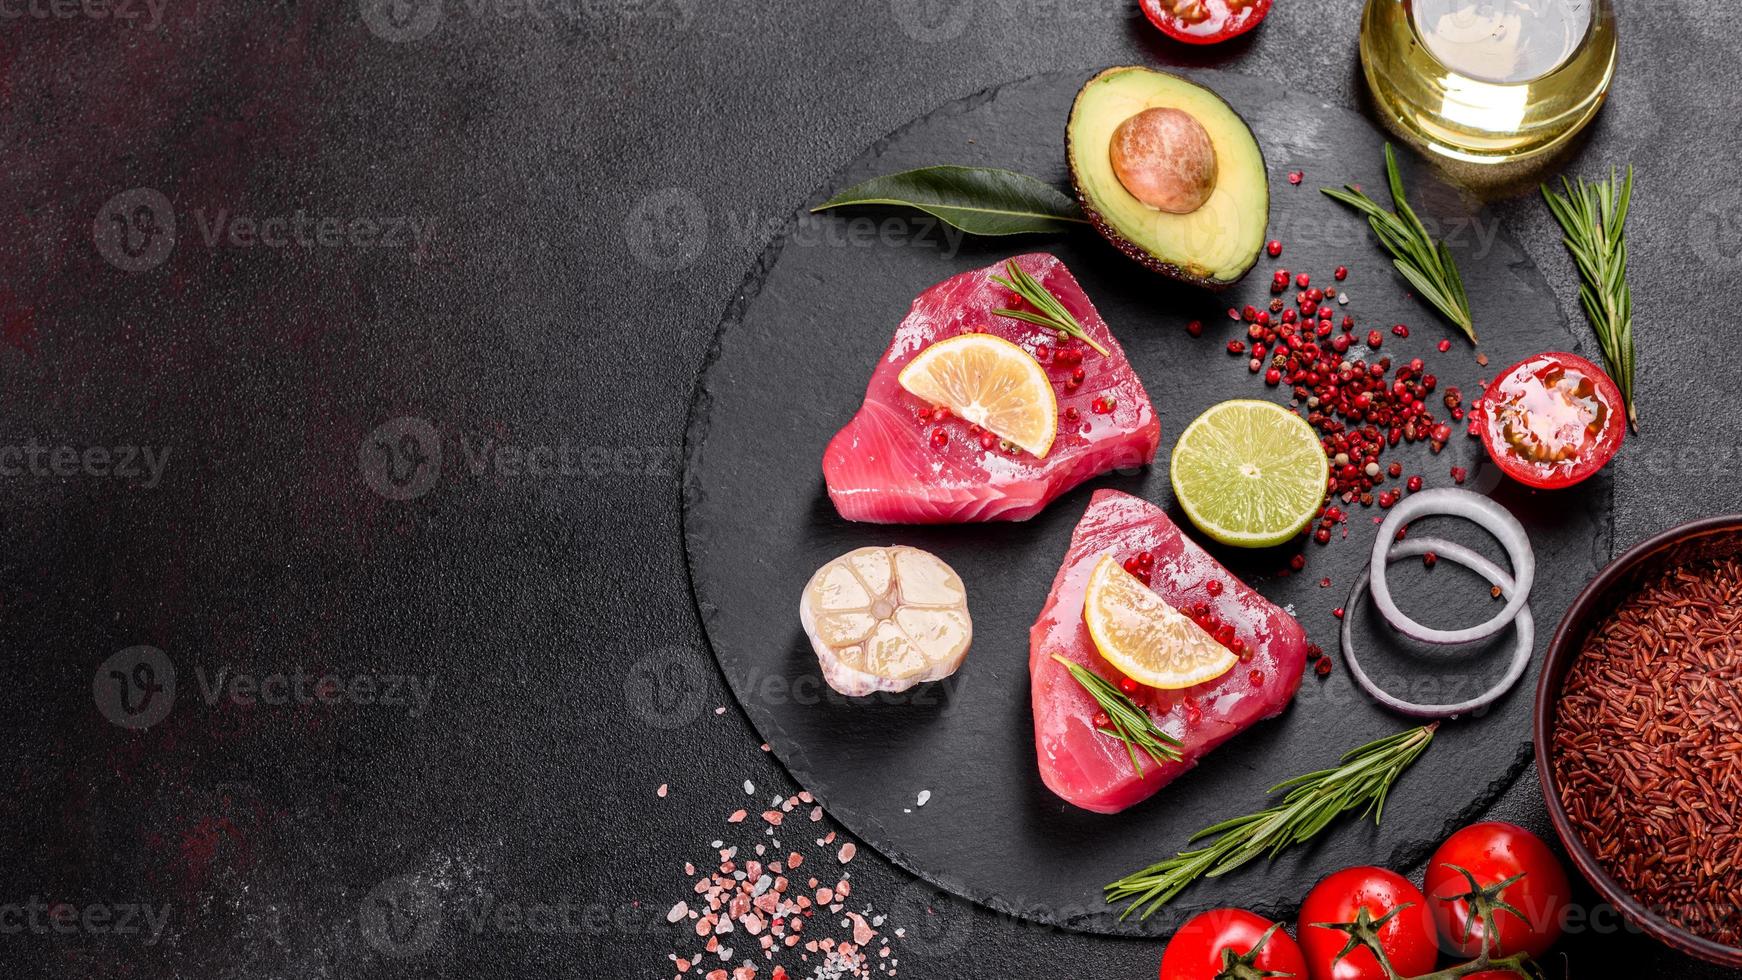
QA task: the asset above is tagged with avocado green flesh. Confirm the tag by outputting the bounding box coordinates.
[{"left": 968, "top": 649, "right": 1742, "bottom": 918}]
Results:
[{"left": 1068, "top": 67, "right": 1269, "bottom": 287}]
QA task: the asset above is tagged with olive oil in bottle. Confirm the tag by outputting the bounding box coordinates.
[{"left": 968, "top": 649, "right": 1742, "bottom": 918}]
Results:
[{"left": 1360, "top": 0, "right": 1616, "bottom": 164}]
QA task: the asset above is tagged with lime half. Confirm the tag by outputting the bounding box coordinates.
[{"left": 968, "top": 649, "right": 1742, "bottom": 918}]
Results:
[{"left": 1170, "top": 399, "right": 1327, "bottom": 548}]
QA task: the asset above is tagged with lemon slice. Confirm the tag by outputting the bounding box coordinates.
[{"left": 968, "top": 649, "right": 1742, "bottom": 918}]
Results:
[
  {"left": 800, "top": 545, "right": 972, "bottom": 697},
  {"left": 1083, "top": 554, "right": 1236, "bottom": 690},
  {"left": 1170, "top": 399, "right": 1328, "bottom": 548},
  {"left": 898, "top": 334, "right": 1057, "bottom": 458}
]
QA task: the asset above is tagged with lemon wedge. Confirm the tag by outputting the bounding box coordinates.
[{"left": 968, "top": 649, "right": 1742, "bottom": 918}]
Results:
[
  {"left": 898, "top": 334, "right": 1057, "bottom": 458},
  {"left": 1083, "top": 553, "right": 1236, "bottom": 690}
]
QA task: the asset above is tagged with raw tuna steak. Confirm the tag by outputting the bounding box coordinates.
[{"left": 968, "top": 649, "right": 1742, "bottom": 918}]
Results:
[
  {"left": 823, "top": 253, "right": 1159, "bottom": 524},
  {"left": 1030, "top": 489, "right": 1308, "bottom": 814}
]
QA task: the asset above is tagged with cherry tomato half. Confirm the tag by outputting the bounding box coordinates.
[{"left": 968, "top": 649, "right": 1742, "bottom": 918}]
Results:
[
  {"left": 1160, "top": 908, "right": 1307, "bottom": 980},
  {"left": 1425, "top": 821, "right": 1571, "bottom": 960},
  {"left": 1139, "top": 0, "right": 1273, "bottom": 44},
  {"left": 1476, "top": 351, "right": 1625, "bottom": 489},
  {"left": 1298, "top": 866, "right": 1438, "bottom": 980}
]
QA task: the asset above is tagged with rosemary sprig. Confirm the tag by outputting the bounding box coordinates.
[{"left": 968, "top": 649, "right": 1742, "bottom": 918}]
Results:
[
  {"left": 1049, "top": 654, "right": 1181, "bottom": 775},
  {"left": 1323, "top": 145, "right": 1476, "bottom": 343},
  {"left": 992, "top": 259, "right": 1110, "bottom": 356},
  {"left": 1542, "top": 166, "right": 1637, "bottom": 431},
  {"left": 1105, "top": 724, "right": 1437, "bottom": 919}
]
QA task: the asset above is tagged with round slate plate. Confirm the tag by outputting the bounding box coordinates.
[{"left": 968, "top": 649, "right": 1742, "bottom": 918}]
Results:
[{"left": 681, "top": 68, "right": 1612, "bottom": 937}]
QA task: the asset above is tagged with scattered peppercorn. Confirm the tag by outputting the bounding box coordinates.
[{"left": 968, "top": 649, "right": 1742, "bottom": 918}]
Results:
[{"left": 1181, "top": 265, "right": 1473, "bottom": 558}]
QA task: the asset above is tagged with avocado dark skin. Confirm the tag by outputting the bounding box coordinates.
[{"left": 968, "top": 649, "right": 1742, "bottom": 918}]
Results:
[
  {"left": 1066, "top": 67, "right": 1271, "bottom": 292},
  {"left": 1066, "top": 164, "right": 1240, "bottom": 291}
]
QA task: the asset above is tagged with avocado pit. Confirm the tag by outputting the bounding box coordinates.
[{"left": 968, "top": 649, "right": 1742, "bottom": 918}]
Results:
[{"left": 1108, "top": 107, "right": 1218, "bottom": 214}]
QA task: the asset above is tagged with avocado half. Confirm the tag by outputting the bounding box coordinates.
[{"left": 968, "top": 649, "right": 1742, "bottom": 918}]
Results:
[{"left": 1067, "top": 67, "right": 1270, "bottom": 290}]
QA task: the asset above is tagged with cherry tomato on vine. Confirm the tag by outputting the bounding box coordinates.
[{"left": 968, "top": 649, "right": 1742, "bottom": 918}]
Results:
[
  {"left": 1159, "top": 908, "right": 1307, "bottom": 980},
  {"left": 1298, "top": 867, "right": 1437, "bottom": 980},
  {"left": 1425, "top": 821, "right": 1571, "bottom": 959},
  {"left": 1476, "top": 351, "right": 1625, "bottom": 489},
  {"left": 1138, "top": 0, "right": 1273, "bottom": 45}
]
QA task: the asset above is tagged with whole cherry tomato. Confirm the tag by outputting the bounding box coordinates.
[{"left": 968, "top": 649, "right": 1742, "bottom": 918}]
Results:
[
  {"left": 1425, "top": 821, "right": 1571, "bottom": 959},
  {"left": 1138, "top": 0, "right": 1273, "bottom": 44},
  {"left": 1160, "top": 908, "right": 1307, "bottom": 980},
  {"left": 1476, "top": 351, "right": 1625, "bottom": 489},
  {"left": 1298, "top": 866, "right": 1438, "bottom": 980}
]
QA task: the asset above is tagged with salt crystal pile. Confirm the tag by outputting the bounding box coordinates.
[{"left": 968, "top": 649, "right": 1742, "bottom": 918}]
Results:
[{"left": 662, "top": 788, "right": 903, "bottom": 978}]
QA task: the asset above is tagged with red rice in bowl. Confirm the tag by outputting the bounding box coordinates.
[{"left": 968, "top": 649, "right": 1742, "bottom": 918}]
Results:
[{"left": 1550, "top": 554, "right": 1742, "bottom": 949}]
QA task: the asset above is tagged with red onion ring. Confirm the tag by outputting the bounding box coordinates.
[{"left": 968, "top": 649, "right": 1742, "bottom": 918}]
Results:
[
  {"left": 1368, "top": 489, "right": 1533, "bottom": 645},
  {"left": 1342, "top": 537, "right": 1534, "bottom": 719}
]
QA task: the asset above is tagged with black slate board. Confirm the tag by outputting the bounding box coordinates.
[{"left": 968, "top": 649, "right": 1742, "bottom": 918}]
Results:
[{"left": 681, "top": 69, "right": 1612, "bottom": 937}]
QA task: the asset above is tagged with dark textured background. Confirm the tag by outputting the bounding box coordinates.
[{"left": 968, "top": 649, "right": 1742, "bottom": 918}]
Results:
[{"left": 3, "top": 1, "right": 1739, "bottom": 977}]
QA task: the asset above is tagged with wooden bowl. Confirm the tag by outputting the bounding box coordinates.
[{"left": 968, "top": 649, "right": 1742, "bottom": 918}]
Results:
[{"left": 1534, "top": 514, "right": 1742, "bottom": 968}]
